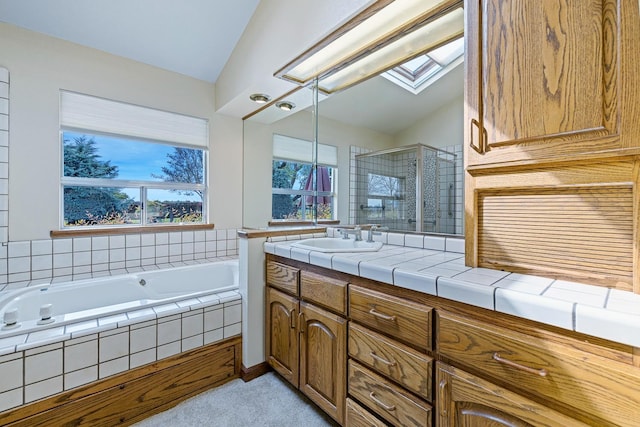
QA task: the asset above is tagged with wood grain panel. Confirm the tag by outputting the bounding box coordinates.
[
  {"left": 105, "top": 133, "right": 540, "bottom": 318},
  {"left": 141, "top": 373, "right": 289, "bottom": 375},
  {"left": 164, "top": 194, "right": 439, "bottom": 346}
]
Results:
[
  {"left": 349, "top": 322, "right": 432, "bottom": 400},
  {"left": 477, "top": 185, "right": 634, "bottom": 288},
  {"left": 346, "top": 398, "right": 387, "bottom": 427},
  {"left": 266, "top": 260, "right": 299, "bottom": 295},
  {"left": 349, "top": 285, "right": 433, "bottom": 352},
  {"left": 438, "top": 312, "right": 640, "bottom": 427},
  {"left": 266, "top": 287, "right": 299, "bottom": 387},
  {"left": 348, "top": 360, "right": 432, "bottom": 427},
  {"left": 301, "top": 270, "right": 348, "bottom": 315}
]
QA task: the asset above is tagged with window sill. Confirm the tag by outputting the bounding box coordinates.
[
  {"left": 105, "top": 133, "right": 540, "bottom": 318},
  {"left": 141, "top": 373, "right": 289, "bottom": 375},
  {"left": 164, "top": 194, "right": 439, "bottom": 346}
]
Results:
[
  {"left": 50, "top": 223, "right": 215, "bottom": 238},
  {"left": 267, "top": 220, "right": 340, "bottom": 227}
]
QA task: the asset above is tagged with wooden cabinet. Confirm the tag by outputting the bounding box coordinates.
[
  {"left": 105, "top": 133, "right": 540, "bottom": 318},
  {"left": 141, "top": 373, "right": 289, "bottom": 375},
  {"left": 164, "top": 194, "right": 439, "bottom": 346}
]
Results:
[
  {"left": 464, "top": 0, "right": 640, "bottom": 291},
  {"left": 436, "top": 362, "right": 588, "bottom": 427},
  {"left": 265, "top": 258, "right": 347, "bottom": 425}
]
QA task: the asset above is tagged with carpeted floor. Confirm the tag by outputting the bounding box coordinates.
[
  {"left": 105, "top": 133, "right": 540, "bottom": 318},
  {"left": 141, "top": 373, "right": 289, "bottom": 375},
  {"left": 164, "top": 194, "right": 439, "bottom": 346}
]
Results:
[{"left": 132, "top": 372, "right": 339, "bottom": 426}]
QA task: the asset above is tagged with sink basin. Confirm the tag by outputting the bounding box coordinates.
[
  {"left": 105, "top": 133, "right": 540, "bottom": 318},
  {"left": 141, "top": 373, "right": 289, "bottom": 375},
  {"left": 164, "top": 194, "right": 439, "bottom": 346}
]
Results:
[{"left": 291, "top": 237, "right": 382, "bottom": 253}]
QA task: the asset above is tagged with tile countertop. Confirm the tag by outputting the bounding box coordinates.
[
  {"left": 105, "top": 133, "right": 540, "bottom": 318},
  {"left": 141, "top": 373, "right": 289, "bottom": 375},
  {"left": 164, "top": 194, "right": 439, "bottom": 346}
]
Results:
[{"left": 264, "top": 229, "right": 640, "bottom": 348}]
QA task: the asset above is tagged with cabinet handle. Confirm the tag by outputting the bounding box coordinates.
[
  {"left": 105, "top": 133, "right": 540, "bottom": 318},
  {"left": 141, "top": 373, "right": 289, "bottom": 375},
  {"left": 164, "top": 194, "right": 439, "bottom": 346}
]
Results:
[
  {"left": 469, "top": 118, "right": 487, "bottom": 154},
  {"left": 370, "top": 351, "right": 396, "bottom": 367},
  {"left": 438, "top": 379, "right": 448, "bottom": 417},
  {"left": 368, "top": 308, "right": 396, "bottom": 322},
  {"left": 493, "top": 352, "right": 548, "bottom": 377},
  {"left": 298, "top": 312, "right": 305, "bottom": 334},
  {"left": 369, "top": 392, "right": 396, "bottom": 412},
  {"left": 289, "top": 309, "right": 296, "bottom": 329}
]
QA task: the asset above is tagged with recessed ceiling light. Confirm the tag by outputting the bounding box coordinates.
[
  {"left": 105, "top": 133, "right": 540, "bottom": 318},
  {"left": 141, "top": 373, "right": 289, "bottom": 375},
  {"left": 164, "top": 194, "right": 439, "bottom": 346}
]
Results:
[
  {"left": 249, "top": 93, "right": 271, "bottom": 103},
  {"left": 275, "top": 101, "right": 296, "bottom": 111}
]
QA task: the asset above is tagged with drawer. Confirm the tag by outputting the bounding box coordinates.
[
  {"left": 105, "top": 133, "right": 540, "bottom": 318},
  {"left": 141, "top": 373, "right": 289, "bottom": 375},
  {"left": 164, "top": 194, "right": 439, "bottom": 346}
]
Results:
[
  {"left": 346, "top": 398, "right": 387, "bottom": 427},
  {"left": 348, "top": 360, "right": 432, "bottom": 427},
  {"left": 349, "top": 285, "right": 432, "bottom": 351},
  {"left": 349, "top": 322, "right": 432, "bottom": 400},
  {"left": 301, "top": 270, "right": 347, "bottom": 315},
  {"left": 266, "top": 261, "right": 299, "bottom": 295},
  {"left": 438, "top": 311, "right": 640, "bottom": 427}
]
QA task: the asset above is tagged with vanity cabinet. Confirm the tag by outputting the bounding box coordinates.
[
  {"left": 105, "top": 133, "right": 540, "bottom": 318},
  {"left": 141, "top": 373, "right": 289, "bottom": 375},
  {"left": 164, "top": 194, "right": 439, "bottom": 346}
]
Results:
[
  {"left": 435, "top": 362, "right": 588, "bottom": 427},
  {"left": 463, "top": 0, "right": 640, "bottom": 290},
  {"left": 265, "top": 258, "right": 347, "bottom": 425}
]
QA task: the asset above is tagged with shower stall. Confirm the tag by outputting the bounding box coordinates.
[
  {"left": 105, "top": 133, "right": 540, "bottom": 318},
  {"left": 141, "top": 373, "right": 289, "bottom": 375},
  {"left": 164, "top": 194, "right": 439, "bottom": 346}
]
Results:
[{"left": 354, "top": 144, "right": 460, "bottom": 234}]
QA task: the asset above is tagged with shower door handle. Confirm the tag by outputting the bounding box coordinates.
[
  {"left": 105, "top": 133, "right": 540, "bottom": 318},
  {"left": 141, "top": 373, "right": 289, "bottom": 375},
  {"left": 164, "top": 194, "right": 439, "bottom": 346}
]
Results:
[{"left": 448, "top": 183, "right": 453, "bottom": 217}]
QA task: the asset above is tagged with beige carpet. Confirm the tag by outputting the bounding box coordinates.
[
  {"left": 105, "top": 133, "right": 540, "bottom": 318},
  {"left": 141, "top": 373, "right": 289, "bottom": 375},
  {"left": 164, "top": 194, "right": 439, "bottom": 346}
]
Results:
[{"left": 132, "top": 372, "right": 339, "bottom": 426}]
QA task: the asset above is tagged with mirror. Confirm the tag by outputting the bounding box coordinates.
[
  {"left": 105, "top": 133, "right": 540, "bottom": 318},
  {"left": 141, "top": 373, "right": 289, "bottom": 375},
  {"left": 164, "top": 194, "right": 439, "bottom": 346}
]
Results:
[{"left": 243, "top": 42, "right": 464, "bottom": 235}]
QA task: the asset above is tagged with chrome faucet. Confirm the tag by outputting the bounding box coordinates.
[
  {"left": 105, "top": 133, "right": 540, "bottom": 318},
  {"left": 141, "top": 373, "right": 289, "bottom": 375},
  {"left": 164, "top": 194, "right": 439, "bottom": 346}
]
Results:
[
  {"left": 340, "top": 226, "right": 362, "bottom": 241},
  {"left": 367, "top": 225, "right": 388, "bottom": 242}
]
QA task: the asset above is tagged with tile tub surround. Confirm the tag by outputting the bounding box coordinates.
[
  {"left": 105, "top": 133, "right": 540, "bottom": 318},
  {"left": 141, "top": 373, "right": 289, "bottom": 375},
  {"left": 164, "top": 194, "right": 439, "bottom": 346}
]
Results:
[
  {"left": 264, "top": 230, "right": 640, "bottom": 349},
  {"left": 0, "top": 287, "right": 242, "bottom": 412},
  {"left": 0, "top": 228, "right": 239, "bottom": 291}
]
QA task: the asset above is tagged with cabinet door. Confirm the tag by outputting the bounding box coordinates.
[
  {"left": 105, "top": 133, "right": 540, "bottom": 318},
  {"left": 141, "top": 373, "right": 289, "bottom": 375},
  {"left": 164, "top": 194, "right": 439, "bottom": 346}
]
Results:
[
  {"left": 465, "top": 0, "right": 639, "bottom": 167},
  {"left": 299, "top": 301, "right": 347, "bottom": 425},
  {"left": 436, "top": 362, "right": 589, "bottom": 427},
  {"left": 266, "top": 287, "right": 299, "bottom": 387}
]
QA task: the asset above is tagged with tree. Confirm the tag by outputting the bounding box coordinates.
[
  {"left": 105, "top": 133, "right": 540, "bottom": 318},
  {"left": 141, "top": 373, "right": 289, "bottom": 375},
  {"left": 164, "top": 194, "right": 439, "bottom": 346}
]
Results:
[
  {"left": 63, "top": 136, "right": 134, "bottom": 224},
  {"left": 272, "top": 161, "right": 308, "bottom": 219},
  {"left": 152, "top": 147, "right": 204, "bottom": 199}
]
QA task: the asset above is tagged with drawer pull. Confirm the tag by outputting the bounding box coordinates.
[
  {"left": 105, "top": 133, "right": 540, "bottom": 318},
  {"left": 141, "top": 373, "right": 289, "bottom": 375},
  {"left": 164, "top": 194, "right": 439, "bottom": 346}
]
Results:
[
  {"left": 289, "top": 309, "right": 296, "bottom": 329},
  {"left": 493, "top": 352, "right": 548, "bottom": 377},
  {"left": 369, "top": 308, "right": 396, "bottom": 322},
  {"left": 370, "top": 351, "right": 397, "bottom": 367},
  {"left": 369, "top": 392, "right": 396, "bottom": 412}
]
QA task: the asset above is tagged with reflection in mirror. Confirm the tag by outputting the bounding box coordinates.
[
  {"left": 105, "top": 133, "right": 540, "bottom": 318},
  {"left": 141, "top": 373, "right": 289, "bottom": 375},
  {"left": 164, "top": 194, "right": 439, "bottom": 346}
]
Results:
[{"left": 243, "top": 38, "right": 464, "bottom": 236}]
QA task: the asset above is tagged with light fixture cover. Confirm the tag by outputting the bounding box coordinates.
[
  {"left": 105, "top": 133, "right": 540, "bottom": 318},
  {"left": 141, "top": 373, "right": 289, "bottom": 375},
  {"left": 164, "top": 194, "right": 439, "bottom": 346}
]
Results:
[{"left": 249, "top": 93, "right": 271, "bottom": 103}]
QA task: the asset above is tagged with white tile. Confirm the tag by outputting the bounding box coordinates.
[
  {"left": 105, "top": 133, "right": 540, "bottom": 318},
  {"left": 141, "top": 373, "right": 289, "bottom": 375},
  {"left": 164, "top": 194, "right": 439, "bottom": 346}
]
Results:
[
  {"left": 492, "top": 278, "right": 549, "bottom": 295},
  {"left": 404, "top": 234, "right": 424, "bottom": 248},
  {"left": 331, "top": 256, "right": 359, "bottom": 275},
  {"left": 99, "top": 332, "right": 129, "bottom": 362},
  {"left": 386, "top": 233, "right": 405, "bottom": 246},
  {"left": 130, "top": 325, "right": 156, "bottom": 353},
  {"left": 224, "top": 304, "right": 241, "bottom": 326},
  {"left": 125, "top": 234, "right": 141, "bottom": 247},
  {"left": 204, "top": 328, "right": 224, "bottom": 345},
  {"left": 92, "top": 249, "right": 109, "bottom": 265},
  {"left": 73, "top": 251, "right": 91, "bottom": 267},
  {"left": 0, "top": 334, "right": 27, "bottom": 353},
  {"left": 393, "top": 270, "right": 437, "bottom": 295},
  {"left": 141, "top": 234, "right": 155, "bottom": 247},
  {"left": 308, "top": 251, "right": 333, "bottom": 269},
  {"left": 53, "top": 239, "right": 73, "bottom": 254},
  {"left": 182, "top": 312, "right": 204, "bottom": 337},
  {"left": 359, "top": 262, "right": 394, "bottom": 284},
  {"left": 98, "top": 313, "right": 128, "bottom": 327},
  {"left": 424, "top": 236, "right": 446, "bottom": 251},
  {"left": 73, "top": 237, "right": 91, "bottom": 252},
  {"left": 0, "top": 357, "right": 22, "bottom": 392},
  {"left": 290, "top": 247, "right": 310, "bottom": 263},
  {"left": 0, "top": 387, "right": 23, "bottom": 412},
  {"left": 170, "top": 232, "right": 182, "bottom": 244},
  {"left": 156, "top": 233, "right": 169, "bottom": 245},
  {"left": 204, "top": 307, "right": 223, "bottom": 331},
  {"left": 26, "top": 349, "right": 63, "bottom": 384},
  {"left": 543, "top": 287, "right": 606, "bottom": 308},
  {"left": 109, "top": 235, "right": 125, "bottom": 249},
  {"left": 273, "top": 244, "right": 291, "bottom": 258},
  {"left": 26, "top": 327, "right": 67, "bottom": 345},
  {"left": 65, "top": 365, "right": 97, "bottom": 390},
  {"left": 130, "top": 348, "right": 156, "bottom": 368},
  {"left": 65, "top": 339, "right": 97, "bottom": 372},
  {"left": 453, "top": 270, "right": 506, "bottom": 285},
  {"left": 157, "top": 341, "right": 180, "bottom": 360},
  {"left": 496, "top": 288, "right": 574, "bottom": 330},
  {"left": 224, "top": 323, "right": 241, "bottom": 338},
  {"left": 25, "top": 376, "right": 63, "bottom": 403},
  {"left": 8, "top": 241, "right": 30, "bottom": 258},
  {"left": 109, "top": 248, "right": 125, "bottom": 262},
  {"left": 126, "top": 247, "right": 141, "bottom": 261},
  {"left": 53, "top": 253, "right": 72, "bottom": 269},
  {"left": 444, "top": 237, "right": 465, "bottom": 254},
  {"left": 99, "top": 356, "right": 128, "bottom": 379},
  {"left": 575, "top": 305, "right": 640, "bottom": 347},
  {"left": 31, "top": 254, "right": 53, "bottom": 271},
  {"left": 607, "top": 289, "right": 640, "bottom": 314},
  {"left": 437, "top": 277, "right": 495, "bottom": 310},
  {"left": 8, "top": 256, "right": 30, "bottom": 274},
  {"left": 91, "top": 236, "right": 109, "bottom": 251},
  {"left": 182, "top": 334, "right": 203, "bottom": 351},
  {"left": 158, "top": 318, "right": 181, "bottom": 345}
]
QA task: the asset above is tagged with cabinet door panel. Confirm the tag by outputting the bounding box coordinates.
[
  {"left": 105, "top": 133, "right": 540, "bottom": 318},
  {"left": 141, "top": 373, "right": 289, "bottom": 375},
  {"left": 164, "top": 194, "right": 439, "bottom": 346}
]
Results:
[
  {"left": 266, "top": 287, "right": 299, "bottom": 387},
  {"left": 299, "top": 301, "right": 346, "bottom": 425},
  {"left": 465, "top": 0, "right": 635, "bottom": 166},
  {"left": 436, "top": 362, "right": 589, "bottom": 427}
]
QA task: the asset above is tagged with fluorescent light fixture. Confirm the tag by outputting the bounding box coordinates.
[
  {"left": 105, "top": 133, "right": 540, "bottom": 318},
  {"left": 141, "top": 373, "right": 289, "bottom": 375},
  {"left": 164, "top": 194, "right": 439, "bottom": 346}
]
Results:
[
  {"left": 319, "top": 7, "right": 463, "bottom": 93},
  {"left": 249, "top": 93, "right": 271, "bottom": 103},
  {"left": 276, "top": 0, "right": 463, "bottom": 92}
]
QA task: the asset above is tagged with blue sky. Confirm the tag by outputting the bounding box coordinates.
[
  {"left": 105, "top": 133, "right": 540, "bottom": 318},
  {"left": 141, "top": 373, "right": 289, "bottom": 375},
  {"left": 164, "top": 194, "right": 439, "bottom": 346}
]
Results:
[{"left": 63, "top": 131, "right": 173, "bottom": 181}]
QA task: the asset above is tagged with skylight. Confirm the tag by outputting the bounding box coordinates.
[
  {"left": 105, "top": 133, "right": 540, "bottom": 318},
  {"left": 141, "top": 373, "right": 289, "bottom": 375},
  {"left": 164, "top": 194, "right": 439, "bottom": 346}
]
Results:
[{"left": 382, "top": 37, "right": 464, "bottom": 94}]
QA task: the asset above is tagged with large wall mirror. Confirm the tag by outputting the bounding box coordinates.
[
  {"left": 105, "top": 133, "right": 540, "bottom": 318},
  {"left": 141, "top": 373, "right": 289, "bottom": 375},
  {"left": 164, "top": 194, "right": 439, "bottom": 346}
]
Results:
[{"left": 243, "top": 6, "right": 464, "bottom": 236}]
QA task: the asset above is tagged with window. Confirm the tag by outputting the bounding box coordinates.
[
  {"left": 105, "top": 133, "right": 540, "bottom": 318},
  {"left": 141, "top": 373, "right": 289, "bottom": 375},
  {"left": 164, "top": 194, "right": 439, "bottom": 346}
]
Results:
[
  {"left": 363, "top": 173, "right": 404, "bottom": 220},
  {"left": 60, "top": 91, "right": 208, "bottom": 228},
  {"left": 271, "top": 135, "right": 337, "bottom": 220}
]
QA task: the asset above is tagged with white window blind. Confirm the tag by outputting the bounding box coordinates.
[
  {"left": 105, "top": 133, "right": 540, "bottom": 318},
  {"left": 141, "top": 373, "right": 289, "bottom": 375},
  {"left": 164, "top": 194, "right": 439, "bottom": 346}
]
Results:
[
  {"left": 272, "top": 134, "right": 337, "bottom": 166},
  {"left": 60, "top": 91, "right": 209, "bottom": 147}
]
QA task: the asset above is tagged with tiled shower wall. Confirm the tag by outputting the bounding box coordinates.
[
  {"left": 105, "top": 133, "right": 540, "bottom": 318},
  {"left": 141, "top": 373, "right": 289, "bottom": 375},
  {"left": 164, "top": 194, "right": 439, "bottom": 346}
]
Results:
[{"left": 0, "top": 66, "right": 239, "bottom": 292}]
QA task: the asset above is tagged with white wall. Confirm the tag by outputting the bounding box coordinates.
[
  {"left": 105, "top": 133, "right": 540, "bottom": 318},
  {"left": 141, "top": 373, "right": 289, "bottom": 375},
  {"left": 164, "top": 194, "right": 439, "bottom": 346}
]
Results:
[
  {"left": 0, "top": 23, "right": 243, "bottom": 242},
  {"left": 243, "top": 110, "right": 393, "bottom": 227},
  {"left": 394, "top": 95, "right": 464, "bottom": 149}
]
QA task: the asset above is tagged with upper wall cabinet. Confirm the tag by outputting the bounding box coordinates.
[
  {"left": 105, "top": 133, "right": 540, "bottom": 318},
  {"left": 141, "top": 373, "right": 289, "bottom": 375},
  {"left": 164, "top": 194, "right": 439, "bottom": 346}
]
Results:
[{"left": 465, "top": 0, "right": 640, "bottom": 169}]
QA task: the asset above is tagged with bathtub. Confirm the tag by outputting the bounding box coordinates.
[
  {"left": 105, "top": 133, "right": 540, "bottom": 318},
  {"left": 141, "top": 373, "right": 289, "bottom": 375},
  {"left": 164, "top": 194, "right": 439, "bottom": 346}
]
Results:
[{"left": 0, "top": 259, "right": 239, "bottom": 339}]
